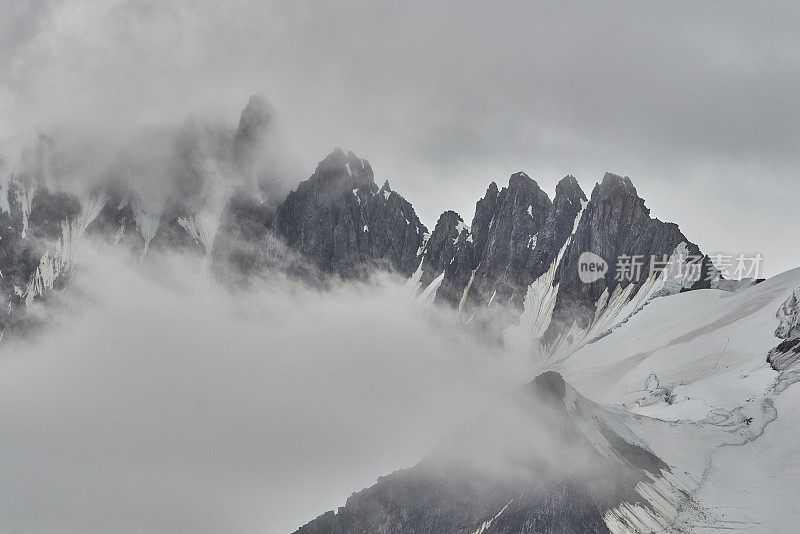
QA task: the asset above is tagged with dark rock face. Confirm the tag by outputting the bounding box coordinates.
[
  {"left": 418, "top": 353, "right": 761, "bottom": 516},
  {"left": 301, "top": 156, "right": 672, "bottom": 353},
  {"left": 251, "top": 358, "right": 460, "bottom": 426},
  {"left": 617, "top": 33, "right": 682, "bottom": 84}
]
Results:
[
  {"left": 523, "top": 175, "right": 586, "bottom": 288},
  {"left": 461, "top": 175, "right": 586, "bottom": 337},
  {"left": 414, "top": 173, "right": 586, "bottom": 342},
  {"left": 292, "top": 372, "right": 674, "bottom": 534},
  {"left": 0, "top": 181, "right": 83, "bottom": 333},
  {"left": 460, "top": 173, "right": 553, "bottom": 314},
  {"left": 415, "top": 171, "right": 714, "bottom": 351},
  {"left": 416, "top": 174, "right": 584, "bottom": 323},
  {"left": 416, "top": 210, "right": 472, "bottom": 304},
  {"left": 768, "top": 289, "right": 800, "bottom": 371},
  {"left": 275, "top": 149, "right": 427, "bottom": 279},
  {"left": 543, "top": 173, "right": 714, "bottom": 345},
  {"left": 471, "top": 181, "right": 499, "bottom": 263}
]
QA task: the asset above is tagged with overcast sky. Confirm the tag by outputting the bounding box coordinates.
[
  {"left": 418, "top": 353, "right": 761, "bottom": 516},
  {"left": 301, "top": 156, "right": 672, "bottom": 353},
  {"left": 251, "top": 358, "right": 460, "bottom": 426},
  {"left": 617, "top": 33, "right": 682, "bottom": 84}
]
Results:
[{"left": 1, "top": 0, "right": 798, "bottom": 275}]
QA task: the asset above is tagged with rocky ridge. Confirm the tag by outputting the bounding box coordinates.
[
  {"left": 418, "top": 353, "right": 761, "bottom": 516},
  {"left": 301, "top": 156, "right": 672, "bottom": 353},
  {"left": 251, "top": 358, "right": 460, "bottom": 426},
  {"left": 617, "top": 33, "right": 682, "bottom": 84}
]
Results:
[
  {"left": 768, "top": 288, "right": 800, "bottom": 371},
  {"left": 1, "top": 97, "right": 718, "bottom": 354}
]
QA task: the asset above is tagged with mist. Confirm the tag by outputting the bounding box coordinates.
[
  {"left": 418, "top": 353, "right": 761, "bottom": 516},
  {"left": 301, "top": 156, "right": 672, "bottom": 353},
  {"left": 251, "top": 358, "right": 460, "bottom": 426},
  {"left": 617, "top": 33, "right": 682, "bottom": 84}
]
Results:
[
  {"left": 0, "top": 2, "right": 798, "bottom": 532},
  {"left": 0, "top": 244, "right": 526, "bottom": 534}
]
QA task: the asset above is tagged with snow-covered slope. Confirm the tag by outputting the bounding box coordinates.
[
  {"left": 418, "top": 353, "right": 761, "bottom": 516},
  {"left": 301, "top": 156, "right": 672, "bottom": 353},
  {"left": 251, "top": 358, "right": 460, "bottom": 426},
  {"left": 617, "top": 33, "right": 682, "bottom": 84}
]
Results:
[
  {"left": 548, "top": 267, "right": 800, "bottom": 532},
  {"left": 555, "top": 268, "right": 800, "bottom": 419}
]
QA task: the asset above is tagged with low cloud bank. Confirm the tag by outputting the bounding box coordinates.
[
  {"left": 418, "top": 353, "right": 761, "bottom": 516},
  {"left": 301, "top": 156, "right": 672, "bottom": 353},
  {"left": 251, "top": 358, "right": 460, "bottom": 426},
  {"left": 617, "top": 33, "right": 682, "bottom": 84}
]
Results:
[{"left": 0, "top": 246, "right": 522, "bottom": 534}]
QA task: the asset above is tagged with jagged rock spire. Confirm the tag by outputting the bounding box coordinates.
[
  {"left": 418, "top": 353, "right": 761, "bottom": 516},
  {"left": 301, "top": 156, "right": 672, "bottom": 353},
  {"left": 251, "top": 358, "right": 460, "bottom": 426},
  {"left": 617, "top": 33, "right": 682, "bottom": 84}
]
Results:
[
  {"left": 235, "top": 94, "right": 274, "bottom": 151},
  {"left": 542, "top": 172, "right": 714, "bottom": 347},
  {"left": 274, "top": 149, "right": 425, "bottom": 278}
]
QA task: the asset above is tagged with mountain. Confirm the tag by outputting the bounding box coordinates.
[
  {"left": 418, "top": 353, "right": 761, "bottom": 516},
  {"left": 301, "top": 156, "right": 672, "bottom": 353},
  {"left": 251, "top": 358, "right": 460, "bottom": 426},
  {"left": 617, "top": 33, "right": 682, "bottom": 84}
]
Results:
[
  {"left": 0, "top": 93, "right": 723, "bottom": 351},
  {"left": 0, "top": 106, "right": 724, "bottom": 353},
  {"left": 292, "top": 372, "right": 694, "bottom": 534}
]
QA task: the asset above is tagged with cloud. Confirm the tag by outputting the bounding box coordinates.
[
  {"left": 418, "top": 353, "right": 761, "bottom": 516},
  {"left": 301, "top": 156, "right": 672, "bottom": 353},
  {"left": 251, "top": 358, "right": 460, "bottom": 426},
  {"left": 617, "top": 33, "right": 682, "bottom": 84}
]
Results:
[{"left": 0, "top": 246, "right": 522, "bottom": 533}]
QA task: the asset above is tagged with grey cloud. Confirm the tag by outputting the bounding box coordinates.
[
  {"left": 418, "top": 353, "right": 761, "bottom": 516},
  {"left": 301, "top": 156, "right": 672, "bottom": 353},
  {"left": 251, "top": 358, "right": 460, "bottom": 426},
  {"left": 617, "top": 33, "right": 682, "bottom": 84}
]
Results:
[{"left": 0, "top": 247, "right": 521, "bottom": 534}]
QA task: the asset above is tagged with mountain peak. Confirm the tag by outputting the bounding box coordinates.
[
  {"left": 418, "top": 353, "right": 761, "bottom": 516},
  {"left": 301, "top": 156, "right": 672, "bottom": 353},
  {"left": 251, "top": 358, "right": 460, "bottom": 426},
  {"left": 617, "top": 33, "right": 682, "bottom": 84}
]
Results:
[
  {"left": 594, "top": 172, "right": 638, "bottom": 201},
  {"left": 311, "top": 149, "right": 374, "bottom": 189},
  {"left": 508, "top": 171, "right": 537, "bottom": 190},
  {"left": 274, "top": 149, "right": 425, "bottom": 278},
  {"left": 235, "top": 94, "right": 274, "bottom": 146},
  {"left": 527, "top": 371, "right": 567, "bottom": 404},
  {"left": 554, "top": 175, "right": 587, "bottom": 204}
]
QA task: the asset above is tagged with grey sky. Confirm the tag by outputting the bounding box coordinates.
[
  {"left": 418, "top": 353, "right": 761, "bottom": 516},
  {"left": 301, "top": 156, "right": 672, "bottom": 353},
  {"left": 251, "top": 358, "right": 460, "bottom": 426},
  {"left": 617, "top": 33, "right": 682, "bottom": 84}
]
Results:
[{"left": 1, "top": 0, "right": 798, "bottom": 275}]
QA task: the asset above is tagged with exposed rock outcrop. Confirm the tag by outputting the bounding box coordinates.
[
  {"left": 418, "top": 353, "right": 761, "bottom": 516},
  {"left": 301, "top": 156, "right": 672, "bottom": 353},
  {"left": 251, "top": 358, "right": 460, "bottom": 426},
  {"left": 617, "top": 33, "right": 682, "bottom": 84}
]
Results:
[
  {"left": 768, "top": 289, "right": 800, "bottom": 370},
  {"left": 274, "top": 148, "right": 427, "bottom": 279},
  {"left": 414, "top": 171, "right": 716, "bottom": 355},
  {"left": 415, "top": 209, "right": 472, "bottom": 305},
  {"left": 542, "top": 173, "right": 715, "bottom": 347}
]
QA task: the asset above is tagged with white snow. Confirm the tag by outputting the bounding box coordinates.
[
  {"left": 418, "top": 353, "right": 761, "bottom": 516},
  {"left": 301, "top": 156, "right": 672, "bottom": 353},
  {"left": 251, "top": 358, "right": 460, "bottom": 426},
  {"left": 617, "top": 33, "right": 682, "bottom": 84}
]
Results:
[
  {"left": 504, "top": 200, "right": 585, "bottom": 356},
  {"left": 405, "top": 260, "right": 425, "bottom": 293},
  {"left": 695, "top": 381, "right": 800, "bottom": 533},
  {"left": 403, "top": 194, "right": 800, "bottom": 532},
  {"left": 18, "top": 191, "right": 108, "bottom": 305},
  {"left": 417, "top": 272, "right": 444, "bottom": 310},
  {"left": 556, "top": 270, "right": 800, "bottom": 416},
  {"left": 14, "top": 183, "right": 34, "bottom": 238},
  {"left": 132, "top": 196, "right": 164, "bottom": 260},
  {"left": 545, "top": 268, "right": 800, "bottom": 531},
  {"left": 471, "top": 499, "right": 513, "bottom": 534},
  {"left": 0, "top": 178, "right": 9, "bottom": 213},
  {"left": 543, "top": 242, "right": 716, "bottom": 362},
  {"left": 458, "top": 270, "right": 476, "bottom": 315}
]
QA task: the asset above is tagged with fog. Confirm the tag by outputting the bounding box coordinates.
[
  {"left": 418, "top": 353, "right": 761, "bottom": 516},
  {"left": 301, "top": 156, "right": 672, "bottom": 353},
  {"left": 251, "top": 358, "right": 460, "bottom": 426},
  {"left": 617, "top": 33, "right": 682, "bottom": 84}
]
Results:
[
  {"left": 0, "top": 246, "right": 525, "bottom": 534},
  {"left": 0, "top": 1, "right": 798, "bottom": 532}
]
